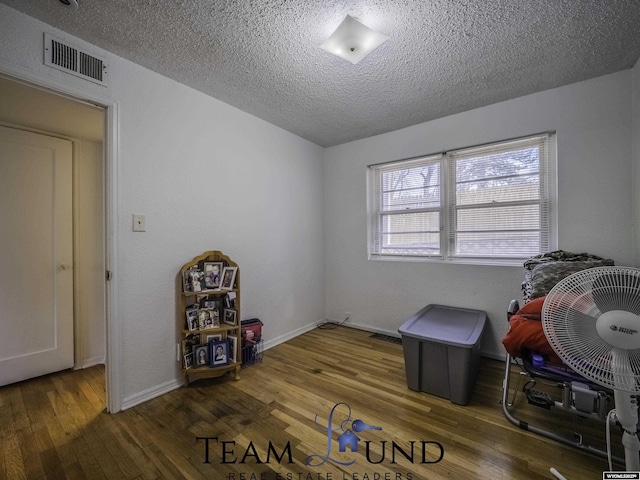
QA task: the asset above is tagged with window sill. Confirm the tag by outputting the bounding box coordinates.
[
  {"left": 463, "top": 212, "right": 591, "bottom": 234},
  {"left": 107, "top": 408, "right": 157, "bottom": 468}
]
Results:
[{"left": 368, "top": 254, "right": 525, "bottom": 268}]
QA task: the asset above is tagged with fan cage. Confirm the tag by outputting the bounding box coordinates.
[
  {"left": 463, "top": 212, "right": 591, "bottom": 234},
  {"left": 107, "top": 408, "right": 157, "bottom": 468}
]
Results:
[{"left": 542, "top": 266, "right": 640, "bottom": 393}]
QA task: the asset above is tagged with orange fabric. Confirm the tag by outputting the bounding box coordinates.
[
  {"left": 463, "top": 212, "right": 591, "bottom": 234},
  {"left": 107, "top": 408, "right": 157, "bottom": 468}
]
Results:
[
  {"left": 502, "top": 296, "right": 563, "bottom": 364},
  {"left": 516, "top": 295, "right": 545, "bottom": 318}
]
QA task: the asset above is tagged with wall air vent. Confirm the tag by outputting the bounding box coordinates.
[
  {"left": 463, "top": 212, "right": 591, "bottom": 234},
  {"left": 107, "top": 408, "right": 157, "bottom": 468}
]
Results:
[{"left": 44, "top": 33, "right": 108, "bottom": 86}]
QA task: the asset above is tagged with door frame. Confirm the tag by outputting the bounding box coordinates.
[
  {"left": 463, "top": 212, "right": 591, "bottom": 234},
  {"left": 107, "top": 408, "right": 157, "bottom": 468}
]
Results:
[{"left": 0, "top": 61, "right": 122, "bottom": 413}]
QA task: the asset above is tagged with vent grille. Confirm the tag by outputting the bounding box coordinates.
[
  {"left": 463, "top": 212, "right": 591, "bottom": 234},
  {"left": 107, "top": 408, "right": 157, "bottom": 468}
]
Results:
[
  {"left": 44, "top": 33, "right": 107, "bottom": 86},
  {"left": 370, "top": 333, "right": 403, "bottom": 344},
  {"left": 51, "top": 39, "right": 77, "bottom": 71},
  {"left": 79, "top": 51, "right": 104, "bottom": 82}
]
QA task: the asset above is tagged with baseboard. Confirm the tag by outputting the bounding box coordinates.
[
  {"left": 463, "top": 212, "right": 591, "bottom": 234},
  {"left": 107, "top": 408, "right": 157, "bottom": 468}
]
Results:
[
  {"left": 121, "top": 377, "right": 183, "bottom": 411},
  {"left": 120, "top": 319, "right": 505, "bottom": 410},
  {"left": 481, "top": 351, "right": 506, "bottom": 361},
  {"left": 262, "top": 320, "right": 319, "bottom": 351},
  {"left": 78, "top": 356, "right": 105, "bottom": 369},
  {"left": 119, "top": 320, "right": 320, "bottom": 410},
  {"left": 344, "top": 321, "right": 402, "bottom": 339}
]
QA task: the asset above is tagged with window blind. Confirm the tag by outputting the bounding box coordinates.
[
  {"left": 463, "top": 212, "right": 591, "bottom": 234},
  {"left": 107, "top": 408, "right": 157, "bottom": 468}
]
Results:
[
  {"left": 368, "top": 133, "right": 554, "bottom": 264},
  {"left": 447, "top": 134, "right": 550, "bottom": 260},
  {"left": 370, "top": 154, "right": 443, "bottom": 258}
]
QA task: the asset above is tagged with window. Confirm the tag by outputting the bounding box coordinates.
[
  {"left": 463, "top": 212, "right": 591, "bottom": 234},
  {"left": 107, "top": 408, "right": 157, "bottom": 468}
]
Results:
[{"left": 368, "top": 133, "right": 555, "bottom": 264}]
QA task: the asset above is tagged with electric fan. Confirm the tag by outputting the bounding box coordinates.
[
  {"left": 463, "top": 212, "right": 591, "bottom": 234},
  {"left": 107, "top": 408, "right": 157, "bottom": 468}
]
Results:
[{"left": 542, "top": 266, "right": 640, "bottom": 471}]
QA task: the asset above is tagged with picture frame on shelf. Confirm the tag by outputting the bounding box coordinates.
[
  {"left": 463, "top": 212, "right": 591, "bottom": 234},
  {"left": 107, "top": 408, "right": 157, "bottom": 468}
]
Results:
[
  {"left": 225, "top": 292, "right": 236, "bottom": 308},
  {"left": 194, "top": 345, "right": 209, "bottom": 367},
  {"left": 182, "top": 270, "right": 191, "bottom": 292},
  {"left": 203, "top": 261, "right": 223, "bottom": 289},
  {"left": 223, "top": 309, "right": 237, "bottom": 326},
  {"left": 183, "top": 333, "right": 200, "bottom": 355},
  {"left": 198, "top": 308, "right": 220, "bottom": 330},
  {"left": 210, "top": 340, "right": 229, "bottom": 366},
  {"left": 201, "top": 297, "right": 224, "bottom": 312},
  {"left": 210, "top": 307, "right": 221, "bottom": 328},
  {"left": 201, "top": 299, "right": 216, "bottom": 308},
  {"left": 183, "top": 265, "right": 205, "bottom": 293},
  {"left": 220, "top": 266, "right": 237, "bottom": 290},
  {"left": 228, "top": 335, "right": 238, "bottom": 363},
  {"left": 185, "top": 307, "right": 199, "bottom": 331},
  {"left": 184, "top": 353, "right": 194, "bottom": 369},
  {"left": 198, "top": 309, "right": 211, "bottom": 329},
  {"left": 205, "top": 333, "right": 223, "bottom": 343}
]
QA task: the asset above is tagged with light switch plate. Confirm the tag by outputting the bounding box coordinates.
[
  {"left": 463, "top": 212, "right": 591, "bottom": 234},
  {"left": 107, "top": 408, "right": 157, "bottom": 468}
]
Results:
[{"left": 132, "top": 214, "right": 146, "bottom": 232}]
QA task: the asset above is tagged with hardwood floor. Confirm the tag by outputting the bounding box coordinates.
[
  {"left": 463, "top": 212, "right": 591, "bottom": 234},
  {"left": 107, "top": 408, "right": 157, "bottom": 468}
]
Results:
[{"left": 0, "top": 326, "right": 625, "bottom": 479}]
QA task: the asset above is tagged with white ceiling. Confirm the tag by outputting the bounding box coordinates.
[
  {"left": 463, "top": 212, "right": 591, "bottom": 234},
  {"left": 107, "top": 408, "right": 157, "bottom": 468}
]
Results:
[{"left": 2, "top": 0, "right": 639, "bottom": 147}]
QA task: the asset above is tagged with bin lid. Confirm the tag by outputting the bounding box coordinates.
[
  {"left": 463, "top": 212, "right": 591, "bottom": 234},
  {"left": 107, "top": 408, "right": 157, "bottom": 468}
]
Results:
[{"left": 398, "top": 304, "right": 486, "bottom": 348}]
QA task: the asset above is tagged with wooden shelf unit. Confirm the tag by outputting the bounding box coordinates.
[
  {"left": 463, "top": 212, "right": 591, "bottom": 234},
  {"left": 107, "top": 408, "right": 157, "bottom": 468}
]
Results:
[{"left": 178, "top": 250, "right": 241, "bottom": 385}]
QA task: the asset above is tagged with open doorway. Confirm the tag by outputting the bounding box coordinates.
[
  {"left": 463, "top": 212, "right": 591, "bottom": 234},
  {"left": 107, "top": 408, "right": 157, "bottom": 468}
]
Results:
[{"left": 0, "top": 75, "right": 108, "bottom": 404}]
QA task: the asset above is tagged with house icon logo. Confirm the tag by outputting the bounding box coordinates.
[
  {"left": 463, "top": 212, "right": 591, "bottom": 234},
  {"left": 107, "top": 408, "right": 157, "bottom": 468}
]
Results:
[
  {"left": 337, "top": 429, "right": 359, "bottom": 452},
  {"left": 306, "top": 402, "right": 382, "bottom": 467}
]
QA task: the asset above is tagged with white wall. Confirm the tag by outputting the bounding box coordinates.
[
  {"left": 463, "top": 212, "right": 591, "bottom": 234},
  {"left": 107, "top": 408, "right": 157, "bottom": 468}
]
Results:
[
  {"left": 324, "top": 71, "right": 635, "bottom": 359},
  {"left": 0, "top": 4, "right": 326, "bottom": 408}
]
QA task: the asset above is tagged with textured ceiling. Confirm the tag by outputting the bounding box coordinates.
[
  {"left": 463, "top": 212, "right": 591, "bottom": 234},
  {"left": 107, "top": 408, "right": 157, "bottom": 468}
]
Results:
[{"left": 2, "top": 0, "right": 640, "bottom": 147}]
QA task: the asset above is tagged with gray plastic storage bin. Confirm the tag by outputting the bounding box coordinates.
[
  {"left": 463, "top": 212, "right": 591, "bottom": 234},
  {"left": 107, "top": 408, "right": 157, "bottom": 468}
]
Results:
[{"left": 398, "top": 304, "right": 486, "bottom": 405}]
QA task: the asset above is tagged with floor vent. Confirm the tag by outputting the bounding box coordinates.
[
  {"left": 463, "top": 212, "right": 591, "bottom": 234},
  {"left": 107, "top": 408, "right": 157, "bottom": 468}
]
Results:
[
  {"left": 44, "top": 33, "right": 108, "bottom": 86},
  {"left": 370, "top": 333, "right": 402, "bottom": 344}
]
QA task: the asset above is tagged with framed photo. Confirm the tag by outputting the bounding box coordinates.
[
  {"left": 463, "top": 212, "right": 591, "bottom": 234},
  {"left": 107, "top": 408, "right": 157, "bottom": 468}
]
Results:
[
  {"left": 201, "top": 297, "right": 224, "bottom": 311},
  {"left": 223, "top": 309, "right": 237, "bottom": 326},
  {"left": 182, "top": 270, "right": 193, "bottom": 292},
  {"left": 225, "top": 292, "right": 236, "bottom": 308},
  {"left": 194, "top": 345, "right": 209, "bottom": 367},
  {"left": 203, "top": 262, "right": 223, "bottom": 289},
  {"left": 205, "top": 333, "right": 223, "bottom": 343},
  {"left": 183, "top": 266, "right": 204, "bottom": 292},
  {"left": 183, "top": 333, "right": 200, "bottom": 355},
  {"left": 210, "top": 340, "right": 229, "bottom": 366},
  {"left": 210, "top": 307, "right": 221, "bottom": 328},
  {"left": 228, "top": 334, "right": 237, "bottom": 363},
  {"left": 198, "top": 308, "right": 220, "bottom": 330},
  {"left": 183, "top": 352, "right": 194, "bottom": 369},
  {"left": 220, "top": 266, "right": 237, "bottom": 290},
  {"left": 185, "top": 307, "right": 199, "bottom": 331},
  {"left": 198, "top": 308, "right": 211, "bottom": 330},
  {"left": 201, "top": 299, "right": 216, "bottom": 308}
]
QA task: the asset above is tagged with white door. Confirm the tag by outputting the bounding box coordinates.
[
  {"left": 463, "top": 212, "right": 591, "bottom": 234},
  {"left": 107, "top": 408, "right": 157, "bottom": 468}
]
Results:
[{"left": 0, "top": 126, "right": 74, "bottom": 386}]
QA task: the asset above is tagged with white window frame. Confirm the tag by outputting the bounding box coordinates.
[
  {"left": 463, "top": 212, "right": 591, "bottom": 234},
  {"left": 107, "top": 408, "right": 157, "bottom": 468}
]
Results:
[{"left": 367, "top": 133, "right": 557, "bottom": 265}]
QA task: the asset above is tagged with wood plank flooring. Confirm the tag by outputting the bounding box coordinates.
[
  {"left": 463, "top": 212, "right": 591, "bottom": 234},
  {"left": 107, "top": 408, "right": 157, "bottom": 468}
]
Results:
[{"left": 0, "top": 326, "right": 626, "bottom": 479}]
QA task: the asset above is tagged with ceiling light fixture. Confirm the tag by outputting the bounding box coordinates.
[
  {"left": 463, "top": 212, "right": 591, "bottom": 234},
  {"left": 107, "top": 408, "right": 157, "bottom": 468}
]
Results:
[
  {"left": 320, "top": 15, "right": 388, "bottom": 65},
  {"left": 58, "top": 0, "right": 79, "bottom": 8}
]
